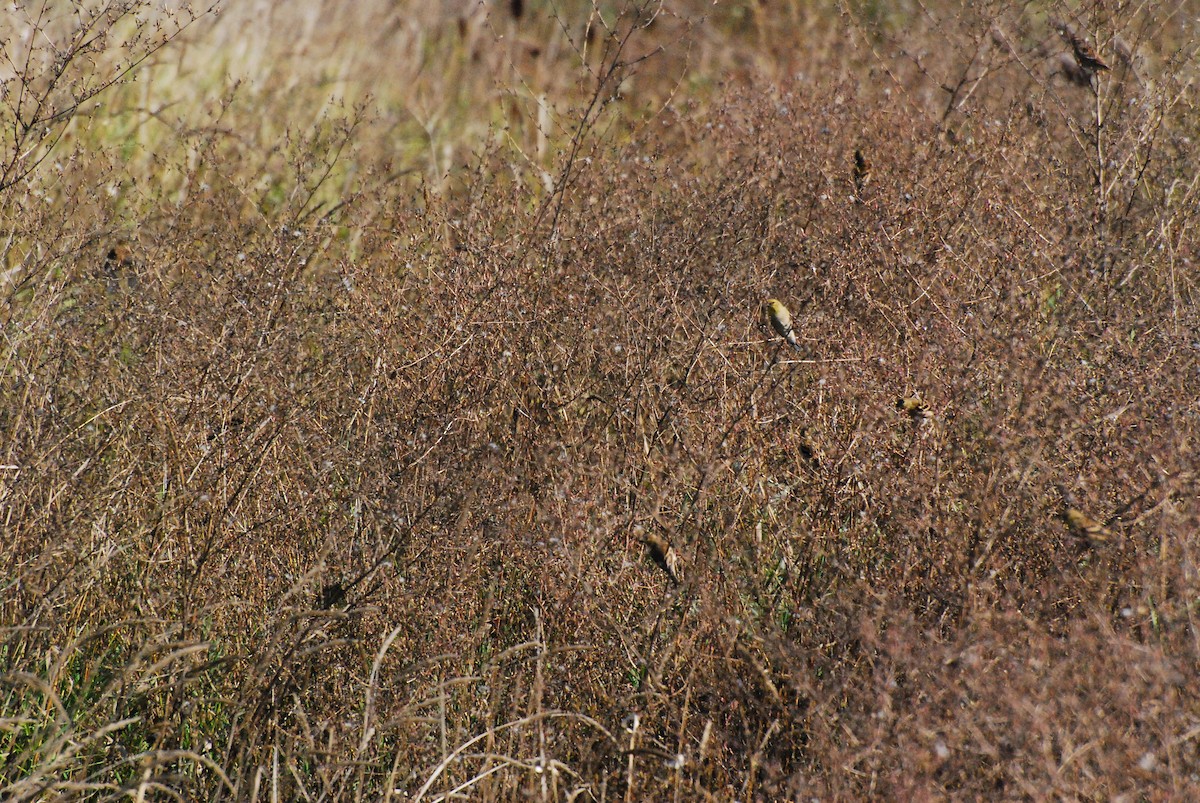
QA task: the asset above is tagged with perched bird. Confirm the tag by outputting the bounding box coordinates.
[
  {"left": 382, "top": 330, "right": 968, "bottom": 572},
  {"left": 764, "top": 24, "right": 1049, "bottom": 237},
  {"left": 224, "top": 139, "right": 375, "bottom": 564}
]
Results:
[
  {"left": 643, "top": 531, "right": 682, "bottom": 585},
  {"left": 104, "top": 243, "right": 134, "bottom": 272},
  {"left": 1055, "top": 20, "right": 1109, "bottom": 75},
  {"left": 852, "top": 148, "right": 871, "bottom": 196},
  {"left": 896, "top": 396, "right": 932, "bottom": 420},
  {"left": 318, "top": 582, "right": 347, "bottom": 609},
  {"left": 765, "top": 299, "right": 801, "bottom": 351},
  {"left": 1064, "top": 507, "right": 1114, "bottom": 545},
  {"left": 1057, "top": 486, "right": 1115, "bottom": 546},
  {"left": 102, "top": 242, "right": 139, "bottom": 294},
  {"left": 1054, "top": 52, "right": 1093, "bottom": 87},
  {"left": 797, "top": 426, "right": 821, "bottom": 468}
]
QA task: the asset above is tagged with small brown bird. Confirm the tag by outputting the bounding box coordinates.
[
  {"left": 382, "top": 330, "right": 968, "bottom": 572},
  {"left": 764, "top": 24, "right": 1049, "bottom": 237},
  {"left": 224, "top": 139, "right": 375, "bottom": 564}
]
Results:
[
  {"left": 896, "top": 396, "right": 932, "bottom": 420},
  {"left": 1055, "top": 21, "right": 1109, "bottom": 75},
  {"left": 104, "top": 243, "right": 134, "bottom": 271},
  {"left": 1057, "top": 486, "right": 1115, "bottom": 546},
  {"left": 102, "top": 242, "right": 139, "bottom": 293},
  {"left": 797, "top": 426, "right": 821, "bottom": 468},
  {"left": 1054, "top": 52, "right": 1093, "bottom": 87},
  {"left": 643, "top": 531, "right": 682, "bottom": 585},
  {"left": 318, "top": 582, "right": 347, "bottom": 609},
  {"left": 852, "top": 148, "right": 871, "bottom": 196}
]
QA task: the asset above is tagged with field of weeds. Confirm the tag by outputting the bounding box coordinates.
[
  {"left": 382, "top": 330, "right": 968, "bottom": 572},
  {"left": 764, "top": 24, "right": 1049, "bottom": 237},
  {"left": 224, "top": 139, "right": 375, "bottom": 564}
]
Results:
[{"left": 2, "top": 0, "right": 1199, "bottom": 799}]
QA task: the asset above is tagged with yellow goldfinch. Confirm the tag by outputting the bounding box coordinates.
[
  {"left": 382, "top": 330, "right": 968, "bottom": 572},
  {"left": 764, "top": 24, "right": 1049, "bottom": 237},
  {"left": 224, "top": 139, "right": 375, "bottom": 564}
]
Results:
[
  {"left": 1057, "top": 486, "right": 1114, "bottom": 546},
  {"left": 765, "top": 299, "right": 801, "bottom": 351},
  {"left": 1064, "top": 508, "right": 1114, "bottom": 545},
  {"left": 896, "top": 396, "right": 932, "bottom": 420},
  {"left": 643, "top": 532, "right": 683, "bottom": 585}
]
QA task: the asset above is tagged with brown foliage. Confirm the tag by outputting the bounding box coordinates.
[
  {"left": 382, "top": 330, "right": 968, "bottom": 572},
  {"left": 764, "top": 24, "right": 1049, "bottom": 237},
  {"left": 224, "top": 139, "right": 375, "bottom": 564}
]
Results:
[{"left": 2, "top": 1, "right": 1198, "bottom": 799}]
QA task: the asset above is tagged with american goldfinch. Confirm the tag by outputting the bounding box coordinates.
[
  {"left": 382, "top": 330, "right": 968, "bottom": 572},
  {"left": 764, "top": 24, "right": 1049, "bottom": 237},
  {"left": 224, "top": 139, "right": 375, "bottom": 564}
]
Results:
[
  {"left": 765, "top": 299, "right": 801, "bottom": 351},
  {"left": 896, "top": 396, "right": 932, "bottom": 420},
  {"left": 643, "top": 531, "right": 682, "bottom": 585},
  {"left": 1057, "top": 486, "right": 1114, "bottom": 546}
]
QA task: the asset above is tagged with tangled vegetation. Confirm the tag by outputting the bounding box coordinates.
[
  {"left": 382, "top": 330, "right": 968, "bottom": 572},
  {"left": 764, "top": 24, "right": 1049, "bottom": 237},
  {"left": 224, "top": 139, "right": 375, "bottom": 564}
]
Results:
[{"left": 2, "top": 0, "right": 1198, "bottom": 799}]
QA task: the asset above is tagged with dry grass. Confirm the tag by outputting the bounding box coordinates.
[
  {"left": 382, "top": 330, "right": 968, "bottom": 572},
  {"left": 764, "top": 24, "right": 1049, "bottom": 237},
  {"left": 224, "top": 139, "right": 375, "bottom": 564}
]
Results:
[{"left": 2, "top": 0, "right": 1199, "bottom": 799}]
